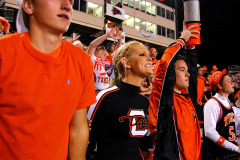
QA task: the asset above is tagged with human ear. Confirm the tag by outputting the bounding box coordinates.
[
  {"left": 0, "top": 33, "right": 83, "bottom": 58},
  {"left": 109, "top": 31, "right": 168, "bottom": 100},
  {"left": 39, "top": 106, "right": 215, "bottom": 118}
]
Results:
[
  {"left": 120, "top": 57, "right": 131, "bottom": 69},
  {"left": 22, "top": 0, "right": 34, "bottom": 15},
  {"left": 218, "top": 84, "right": 223, "bottom": 90}
]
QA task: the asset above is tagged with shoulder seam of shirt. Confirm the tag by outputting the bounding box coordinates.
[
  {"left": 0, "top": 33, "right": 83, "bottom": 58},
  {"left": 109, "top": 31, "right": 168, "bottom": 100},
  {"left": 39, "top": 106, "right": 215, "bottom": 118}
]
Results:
[
  {"left": 210, "top": 97, "right": 223, "bottom": 122},
  {"left": 87, "top": 86, "right": 119, "bottom": 120}
]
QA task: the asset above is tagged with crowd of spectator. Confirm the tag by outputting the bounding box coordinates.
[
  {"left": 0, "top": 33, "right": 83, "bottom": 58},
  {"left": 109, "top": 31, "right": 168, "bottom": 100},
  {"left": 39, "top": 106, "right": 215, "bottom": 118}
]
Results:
[{"left": 1, "top": 2, "right": 240, "bottom": 158}]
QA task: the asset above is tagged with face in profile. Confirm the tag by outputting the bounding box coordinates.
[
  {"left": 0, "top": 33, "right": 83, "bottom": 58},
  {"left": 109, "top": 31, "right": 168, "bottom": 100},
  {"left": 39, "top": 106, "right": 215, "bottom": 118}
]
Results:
[
  {"left": 174, "top": 60, "right": 190, "bottom": 93},
  {"left": 219, "top": 75, "right": 234, "bottom": 95},
  {"left": 109, "top": 44, "right": 116, "bottom": 53},
  {"left": 127, "top": 44, "right": 153, "bottom": 78}
]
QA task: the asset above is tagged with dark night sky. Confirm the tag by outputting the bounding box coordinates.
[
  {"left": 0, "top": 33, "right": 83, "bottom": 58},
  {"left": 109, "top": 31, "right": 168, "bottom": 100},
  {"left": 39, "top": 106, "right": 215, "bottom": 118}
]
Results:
[
  {"left": 162, "top": 0, "right": 240, "bottom": 70},
  {"left": 197, "top": 0, "right": 240, "bottom": 70}
]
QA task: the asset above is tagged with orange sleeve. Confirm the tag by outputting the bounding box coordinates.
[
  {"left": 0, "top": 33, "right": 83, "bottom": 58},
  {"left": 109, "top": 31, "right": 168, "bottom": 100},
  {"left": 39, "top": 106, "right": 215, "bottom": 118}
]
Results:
[
  {"left": 148, "top": 39, "right": 185, "bottom": 134},
  {"left": 77, "top": 55, "right": 97, "bottom": 109}
]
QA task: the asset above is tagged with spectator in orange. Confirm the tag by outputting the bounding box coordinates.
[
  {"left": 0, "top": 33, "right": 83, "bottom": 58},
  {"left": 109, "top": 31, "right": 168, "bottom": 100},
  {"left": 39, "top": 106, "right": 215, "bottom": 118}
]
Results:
[
  {"left": 149, "top": 48, "right": 158, "bottom": 74},
  {"left": 150, "top": 48, "right": 158, "bottom": 65},
  {"left": 196, "top": 64, "right": 205, "bottom": 122},
  {"left": 202, "top": 65, "right": 207, "bottom": 74},
  {"left": 0, "top": 0, "right": 96, "bottom": 159},
  {"left": 0, "top": 16, "right": 10, "bottom": 36},
  {"left": 105, "top": 42, "right": 116, "bottom": 64},
  {"left": 149, "top": 23, "right": 201, "bottom": 159},
  {"left": 211, "top": 65, "right": 218, "bottom": 73}
]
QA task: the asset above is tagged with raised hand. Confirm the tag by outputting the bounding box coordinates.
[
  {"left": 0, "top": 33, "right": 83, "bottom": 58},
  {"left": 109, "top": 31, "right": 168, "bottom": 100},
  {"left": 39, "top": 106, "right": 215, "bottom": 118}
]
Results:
[
  {"left": 180, "top": 21, "right": 200, "bottom": 43},
  {"left": 115, "top": 27, "right": 122, "bottom": 41},
  {"left": 107, "top": 27, "right": 117, "bottom": 40}
]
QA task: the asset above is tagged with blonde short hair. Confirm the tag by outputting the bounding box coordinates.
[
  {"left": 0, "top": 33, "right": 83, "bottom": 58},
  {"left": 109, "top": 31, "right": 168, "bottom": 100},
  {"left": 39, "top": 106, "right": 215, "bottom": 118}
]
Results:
[{"left": 112, "top": 41, "right": 143, "bottom": 84}]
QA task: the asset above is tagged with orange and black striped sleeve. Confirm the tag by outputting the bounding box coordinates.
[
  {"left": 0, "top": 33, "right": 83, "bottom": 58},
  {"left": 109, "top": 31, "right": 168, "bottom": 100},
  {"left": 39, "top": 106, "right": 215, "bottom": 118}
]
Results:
[{"left": 148, "top": 39, "right": 186, "bottom": 134}]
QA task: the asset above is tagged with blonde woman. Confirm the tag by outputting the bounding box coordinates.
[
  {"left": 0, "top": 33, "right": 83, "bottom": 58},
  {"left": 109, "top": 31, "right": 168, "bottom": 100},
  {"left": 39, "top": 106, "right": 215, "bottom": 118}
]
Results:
[{"left": 87, "top": 41, "right": 153, "bottom": 160}]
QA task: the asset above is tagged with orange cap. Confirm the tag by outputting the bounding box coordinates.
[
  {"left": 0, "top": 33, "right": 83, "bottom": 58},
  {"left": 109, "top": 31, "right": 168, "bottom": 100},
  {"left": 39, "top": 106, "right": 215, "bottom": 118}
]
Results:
[
  {"left": 150, "top": 48, "right": 156, "bottom": 53},
  {"left": 202, "top": 66, "right": 207, "bottom": 73},
  {"left": 0, "top": 17, "right": 10, "bottom": 33},
  {"left": 209, "top": 69, "right": 227, "bottom": 91},
  {"left": 212, "top": 65, "right": 218, "bottom": 72},
  {"left": 234, "top": 90, "right": 240, "bottom": 100}
]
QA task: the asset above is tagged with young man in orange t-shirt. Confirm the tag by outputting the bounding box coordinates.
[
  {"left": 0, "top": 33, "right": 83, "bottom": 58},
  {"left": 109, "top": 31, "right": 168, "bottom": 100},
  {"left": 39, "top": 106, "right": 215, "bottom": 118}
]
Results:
[{"left": 0, "top": 0, "right": 96, "bottom": 160}]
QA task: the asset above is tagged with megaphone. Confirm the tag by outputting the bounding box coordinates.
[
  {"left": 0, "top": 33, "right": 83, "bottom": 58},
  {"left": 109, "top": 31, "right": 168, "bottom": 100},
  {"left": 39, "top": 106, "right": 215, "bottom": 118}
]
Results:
[{"left": 184, "top": 0, "right": 201, "bottom": 45}]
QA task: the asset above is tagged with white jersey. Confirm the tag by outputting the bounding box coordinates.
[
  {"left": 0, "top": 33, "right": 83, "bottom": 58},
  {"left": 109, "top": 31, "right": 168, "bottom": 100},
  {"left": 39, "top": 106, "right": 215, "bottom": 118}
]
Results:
[
  {"left": 233, "top": 105, "right": 240, "bottom": 143},
  {"left": 204, "top": 93, "right": 239, "bottom": 152},
  {"left": 91, "top": 55, "right": 110, "bottom": 91}
]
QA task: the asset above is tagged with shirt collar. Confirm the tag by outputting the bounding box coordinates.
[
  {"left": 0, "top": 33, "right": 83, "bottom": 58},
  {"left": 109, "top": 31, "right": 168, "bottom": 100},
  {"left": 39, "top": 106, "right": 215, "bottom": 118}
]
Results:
[
  {"left": 117, "top": 81, "right": 140, "bottom": 93},
  {"left": 216, "top": 93, "right": 228, "bottom": 101}
]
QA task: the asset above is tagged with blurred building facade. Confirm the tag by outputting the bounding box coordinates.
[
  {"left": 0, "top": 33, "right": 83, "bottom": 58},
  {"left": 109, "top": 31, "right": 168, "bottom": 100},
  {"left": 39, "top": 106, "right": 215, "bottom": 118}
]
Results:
[{"left": 1, "top": 0, "right": 177, "bottom": 53}]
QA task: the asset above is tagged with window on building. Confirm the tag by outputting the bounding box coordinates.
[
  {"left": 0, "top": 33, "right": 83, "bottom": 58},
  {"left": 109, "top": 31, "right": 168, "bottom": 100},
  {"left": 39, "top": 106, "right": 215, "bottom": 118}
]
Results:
[
  {"left": 135, "top": 18, "right": 146, "bottom": 30},
  {"left": 80, "top": 0, "right": 87, "bottom": 12},
  {"left": 140, "top": 0, "right": 146, "bottom": 12},
  {"left": 73, "top": 0, "right": 87, "bottom": 12},
  {"left": 151, "top": 4, "right": 156, "bottom": 16},
  {"left": 110, "top": 0, "right": 122, "bottom": 6},
  {"left": 129, "top": 0, "right": 134, "bottom": 8},
  {"left": 135, "top": 0, "right": 141, "bottom": 10},
  {"left": 166, "top": 10, "right": 174, "bottom": 21},
  {"left": 123, "top": 0, "right": 128, "bottom": 6},
  {"left": 167, "top": 28, "right": 175, "bottom": 39},
  {"left": 146, "top": 22, "right": 156, "bottom": 33},
  {"left": 88, "top": 2, "right": 102, "bottom": 17},
  {"left": 123, "top": 14, "right": 134, "bottom": 27},
  {"left": 157, "top": 25, "right": 166, "bottom": 36},
  {"left": 157, "top": 6, "right": 165, "bottom": 17},
  {"left": 73, "top": 0, "right": 80, "bottom": 10},
  {"left": 146, "top": 2, "right": 156, "bottom": 15},
  {"left": 146, "top": 1, "right": 151, "bottom": 14}
]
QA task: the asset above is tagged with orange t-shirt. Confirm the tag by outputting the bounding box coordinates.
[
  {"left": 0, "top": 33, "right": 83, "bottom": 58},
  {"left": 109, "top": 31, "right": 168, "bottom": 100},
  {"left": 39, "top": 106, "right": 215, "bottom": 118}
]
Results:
[
  {"left": 105, "top": 54, "right": 113, "bottom": 64},
  {"left": 0, "top": 33, "right": 96, "bottom": 160}
]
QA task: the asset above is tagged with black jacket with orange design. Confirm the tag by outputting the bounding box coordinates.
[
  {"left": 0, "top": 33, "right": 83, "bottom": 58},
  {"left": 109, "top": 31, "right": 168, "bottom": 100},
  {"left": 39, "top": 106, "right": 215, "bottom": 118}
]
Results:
[
  {"left": 149, "top": 39, "right": 201, "bottom": 160},
  {"left": 87, "top": 81, "right": 149, "bottom": 160}
]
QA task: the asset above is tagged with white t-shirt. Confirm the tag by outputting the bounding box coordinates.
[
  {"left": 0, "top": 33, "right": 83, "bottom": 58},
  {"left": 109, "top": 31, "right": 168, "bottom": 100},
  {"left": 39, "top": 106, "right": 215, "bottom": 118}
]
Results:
[
  {"left": 91, "top": 55, "right": 110, "bottom": 91},
  {"left": 233, "top": 105, "right": 240, "bottom": 142},
  {"left": 204, "top": 93, "right": 239, "bottom": 152}
]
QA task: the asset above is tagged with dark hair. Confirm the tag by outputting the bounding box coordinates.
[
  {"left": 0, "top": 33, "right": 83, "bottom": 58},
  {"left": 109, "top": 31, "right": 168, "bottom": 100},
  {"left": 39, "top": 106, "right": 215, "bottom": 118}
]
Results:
[
  {"left": 106, "top": 42, "right": 116, "bottom": 52},
  {"left": 173, "top": 55, "right": 187, "bottom": 68}
]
